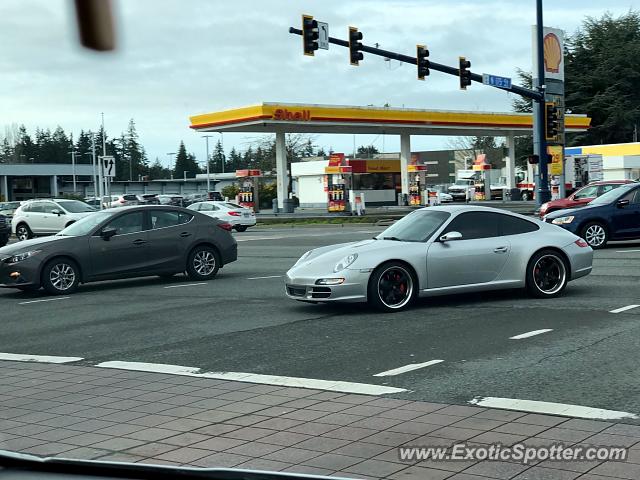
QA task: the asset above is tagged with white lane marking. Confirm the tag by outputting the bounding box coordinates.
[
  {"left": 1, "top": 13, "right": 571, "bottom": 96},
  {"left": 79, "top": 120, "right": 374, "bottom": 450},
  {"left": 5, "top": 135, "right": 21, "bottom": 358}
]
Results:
[
  {"left": 373, "top": 360, "right": 444, "bottom": 377},
  {"left": 19, "top": 297, "right": 70, "bottom": 305},
  {"left": 509, "top": 329, "right": 553, "bottom": 340},
  {"left": 96, "top": 361, "right": 407, "bottom": 395},
  {"left": 616, "top": 249, "right": 640, "bottom": 253},
  {"left": 0, "top": 352, "right": 83, "bottom": 364},
  {"left": 609, "top": 305, "right": 640, "bottom": 314},
  {"left": 247, "top": 275, "right": 282, "bottom": 280},
  {"left": 163, "top": 283, "right": 208, "bottom": 289},
  {"left": 469, "top": 396, "right": 638, "bottom": 420}
]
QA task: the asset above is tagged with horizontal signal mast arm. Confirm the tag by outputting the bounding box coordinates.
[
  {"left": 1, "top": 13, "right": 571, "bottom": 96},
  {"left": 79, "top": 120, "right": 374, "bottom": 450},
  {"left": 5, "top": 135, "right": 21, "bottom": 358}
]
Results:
[{"left": 288, "top": 27, "right": 542, "bottom": 101}]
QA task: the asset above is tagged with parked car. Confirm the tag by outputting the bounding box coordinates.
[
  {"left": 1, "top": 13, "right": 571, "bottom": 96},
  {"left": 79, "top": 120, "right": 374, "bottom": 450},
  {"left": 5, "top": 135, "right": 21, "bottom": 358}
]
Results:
[
  {"left": 183, "top": 193, "right": 209, "bottom": 206},
  {"left": 11, "top": 199, "right": 97, "bottom": 241},
  {"left": 208, "top": 191, "right": 224, "bottom": 201},
  {"left": 136, "top": 194, "right": 160, "bottom": 205},
  {"left": 187, "top": 201, "right": 256, "bottom": 232},
  {"left": 544, "top": 182, "right": 640, "bottom": 249},
  {"left": 108, "top": 194, "right": 139, "bottom": 208},
  {"left": 0, "top": 201, "right": 22, "bottom": 217},
  {"left": 286, "top": 205, "right": 593, "bottom": 312},
  {"left": 538, "top": 180, "right": 635, "bottom": 217},
  {"left": 0, "top": 206, "right": 238, "bottom": 294},
  {"left": 0, "top": 214, "right": 10, "bottom": 247},
  {"left": 158, "top": 195, "right": 185, "bottom": 206}
]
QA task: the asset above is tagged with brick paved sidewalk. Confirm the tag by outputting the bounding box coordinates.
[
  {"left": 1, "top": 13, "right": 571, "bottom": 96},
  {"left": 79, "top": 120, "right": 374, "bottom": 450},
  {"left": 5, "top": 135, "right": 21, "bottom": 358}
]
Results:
[{"left": 1, "top": 360, "right": 639, "bottom": 480}]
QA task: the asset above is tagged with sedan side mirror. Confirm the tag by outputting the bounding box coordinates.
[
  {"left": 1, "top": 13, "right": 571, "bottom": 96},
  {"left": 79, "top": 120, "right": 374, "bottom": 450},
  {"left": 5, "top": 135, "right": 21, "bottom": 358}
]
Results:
[
  {"left": 617, "top": 199, "right": 630, "bottom": 208},
  {"left": 439, "top": 231, "right": 463, "bottom": 242},
  {"left": 51, "top": 209, "right": 63, "bottom": 216},
  {"left": 101, "top": 227, "right": 117, "bottom": 240}
]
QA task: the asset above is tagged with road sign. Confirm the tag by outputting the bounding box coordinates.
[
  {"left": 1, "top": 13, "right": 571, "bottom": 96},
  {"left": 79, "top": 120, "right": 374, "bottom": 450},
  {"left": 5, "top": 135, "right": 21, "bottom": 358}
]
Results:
[
  {"left": 317, "top": 22, "right": 329, "bottom": 50},
  {"left": 482, "top": 73, "right": 512, "bottom": 89},
  {"left": 102, "top": 156, "right": 116, "bottom": 178}
]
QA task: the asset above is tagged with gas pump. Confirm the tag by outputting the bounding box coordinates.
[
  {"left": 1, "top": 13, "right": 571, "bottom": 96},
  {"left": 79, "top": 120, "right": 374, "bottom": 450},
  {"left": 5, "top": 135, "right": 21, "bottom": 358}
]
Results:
[
  {"left": 472, "top": 154, "right": 491, "bottom": 201},
  {"left": 407, "top": 164, "right": 427, "bottom": 206},
  {"left": 324, "top": 153, "right": 352, "bottom": 213},
  {"left": 234, "top": 169, "right": 262, "bottom": 212}
]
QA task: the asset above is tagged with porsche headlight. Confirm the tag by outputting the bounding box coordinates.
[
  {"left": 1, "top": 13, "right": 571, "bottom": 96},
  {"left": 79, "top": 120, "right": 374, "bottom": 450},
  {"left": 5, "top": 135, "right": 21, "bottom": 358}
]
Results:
[
  {"left": 294, "top": 250, "right": 314, "bottom": 266},
  {"left": 551, "top": 216, "right": 574, "bottom": 225},
  {"left": 7, "top": 250, "right": 41, "bottom": 264},
  {"left": 334, "top": 253, "right": 358, "bottom": 272}
]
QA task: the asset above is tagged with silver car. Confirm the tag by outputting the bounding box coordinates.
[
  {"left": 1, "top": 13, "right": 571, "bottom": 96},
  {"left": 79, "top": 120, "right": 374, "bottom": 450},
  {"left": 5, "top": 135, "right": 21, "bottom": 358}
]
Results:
[{"left": 285, "top": 205, "right": 593, "bottom": 312}]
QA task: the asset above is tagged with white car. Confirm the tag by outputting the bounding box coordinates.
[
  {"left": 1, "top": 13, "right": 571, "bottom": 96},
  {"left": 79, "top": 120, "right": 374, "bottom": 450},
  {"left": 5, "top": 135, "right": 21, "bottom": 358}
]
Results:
[
  {"left": 12, "top": 199, "right": 97, "bottom": 240},
  {"left": 187, "top": 201, "right": 256, "bottom": 232}
]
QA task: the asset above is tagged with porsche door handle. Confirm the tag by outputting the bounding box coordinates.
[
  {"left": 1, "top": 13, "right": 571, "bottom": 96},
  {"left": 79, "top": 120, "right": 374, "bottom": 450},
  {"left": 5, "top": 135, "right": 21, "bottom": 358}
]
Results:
[
  {"left": 132, "top": 239, "right": 148, "bottom": 246},
  {"left": 494, "top": 246, "right": 509, "bottom": 253},
  {"left": 179, "top": 232, "right": 192, "bottom": 238}
]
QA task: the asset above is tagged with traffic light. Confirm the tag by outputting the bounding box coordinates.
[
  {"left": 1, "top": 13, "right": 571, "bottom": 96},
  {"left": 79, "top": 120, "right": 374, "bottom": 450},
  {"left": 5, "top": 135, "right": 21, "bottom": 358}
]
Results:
[
  {"left": 349, "top": 27, "right": 363, "bottom": 66},
  {"left": 459, "top": 56, "right": 472, "bottom": 90},
  {"left": 545, "top": 102, "right": 560, "bottom": 140},
  {"left": 302, "top": 14, "right": 319, "bottom": 56},
  {"left": 417, "top": 45, "right": 430, "bottom": 80}
]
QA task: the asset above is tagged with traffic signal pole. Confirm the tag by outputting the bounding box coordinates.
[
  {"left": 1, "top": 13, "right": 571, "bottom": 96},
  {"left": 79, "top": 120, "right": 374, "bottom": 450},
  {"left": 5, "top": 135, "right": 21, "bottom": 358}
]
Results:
[
  {"left": 534, "top": 0, "right": 551, "bottom": 205},
  {"left": 289, "top": 27, "right": 543, "bottom": 101}
]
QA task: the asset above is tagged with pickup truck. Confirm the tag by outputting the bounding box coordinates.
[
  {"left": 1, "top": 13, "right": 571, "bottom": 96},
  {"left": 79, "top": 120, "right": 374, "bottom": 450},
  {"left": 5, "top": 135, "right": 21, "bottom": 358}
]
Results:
[{"left": 0, "top": 214, "right": 10, "bottom": 247}]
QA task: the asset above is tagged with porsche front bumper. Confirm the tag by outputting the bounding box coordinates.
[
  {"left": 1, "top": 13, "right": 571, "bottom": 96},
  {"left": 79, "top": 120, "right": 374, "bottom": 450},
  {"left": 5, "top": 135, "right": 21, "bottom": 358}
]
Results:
[{"left": 285, "top": 269, "right": 370, "bottom": 303}]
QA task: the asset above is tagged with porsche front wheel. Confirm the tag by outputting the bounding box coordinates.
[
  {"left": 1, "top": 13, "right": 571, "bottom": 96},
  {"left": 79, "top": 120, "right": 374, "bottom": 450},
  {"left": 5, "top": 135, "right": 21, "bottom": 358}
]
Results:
[{"left": 367, "top": 262, "right": 417, "bottom": 312}]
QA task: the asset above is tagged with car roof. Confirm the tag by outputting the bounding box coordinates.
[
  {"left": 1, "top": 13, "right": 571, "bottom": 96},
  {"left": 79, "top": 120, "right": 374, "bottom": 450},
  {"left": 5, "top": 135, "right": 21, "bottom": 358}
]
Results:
[
  {"left": 586, "top": 180, "right": 636, "bottom": 185},
  {"left": 417, "top": 205, "right": 530, "bottom": 216}
]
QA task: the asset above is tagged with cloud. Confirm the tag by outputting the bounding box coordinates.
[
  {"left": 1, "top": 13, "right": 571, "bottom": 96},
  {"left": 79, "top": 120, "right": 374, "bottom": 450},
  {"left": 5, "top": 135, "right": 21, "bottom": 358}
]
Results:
[{"left": 0, "top": 0, "right": 634, "bottom": 165}]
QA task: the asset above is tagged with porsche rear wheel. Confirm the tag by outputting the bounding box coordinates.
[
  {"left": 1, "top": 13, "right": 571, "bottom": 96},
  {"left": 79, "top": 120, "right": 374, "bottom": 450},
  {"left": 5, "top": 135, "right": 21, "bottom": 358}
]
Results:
[{"left": 368, "top": 261, "right": 416, "bottom": 312}]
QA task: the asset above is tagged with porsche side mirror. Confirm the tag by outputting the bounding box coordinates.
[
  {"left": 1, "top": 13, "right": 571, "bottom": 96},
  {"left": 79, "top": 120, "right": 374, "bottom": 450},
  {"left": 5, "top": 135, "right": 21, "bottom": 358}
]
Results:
[{"left": 440, "top": 231, "right": 463, "bottom": 242}]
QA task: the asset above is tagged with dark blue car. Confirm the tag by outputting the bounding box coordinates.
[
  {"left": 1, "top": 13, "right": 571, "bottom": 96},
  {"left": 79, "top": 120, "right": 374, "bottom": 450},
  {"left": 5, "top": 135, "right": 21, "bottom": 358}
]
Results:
[{"left": 545, "top": 182, "right": 640, "bottom": 249}]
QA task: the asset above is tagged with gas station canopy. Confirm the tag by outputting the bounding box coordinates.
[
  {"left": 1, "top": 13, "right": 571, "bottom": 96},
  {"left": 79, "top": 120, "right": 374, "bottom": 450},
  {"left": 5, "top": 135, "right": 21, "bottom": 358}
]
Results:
[
  {"left": 190, "top": 102, "right": 590, "bottom": 137},
  {"left": 189, "top": 103, "right": 591, "bottom": 208}
]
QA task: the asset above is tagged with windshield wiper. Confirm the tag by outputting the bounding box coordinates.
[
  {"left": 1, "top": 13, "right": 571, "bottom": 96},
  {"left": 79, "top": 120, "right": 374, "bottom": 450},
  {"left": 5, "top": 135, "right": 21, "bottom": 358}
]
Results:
[{"left": 382, "top": 236, "right": 402, "bottom": 241}]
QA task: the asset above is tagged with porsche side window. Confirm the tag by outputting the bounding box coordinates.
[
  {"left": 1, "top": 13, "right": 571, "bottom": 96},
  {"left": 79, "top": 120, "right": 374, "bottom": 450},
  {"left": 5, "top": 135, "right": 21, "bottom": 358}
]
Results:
[
  {"left": 446, "top": 212, "right": 500, "bottom": 240},
  {"left": 500, "top": 215, "right": 539, "bottom": 235}
]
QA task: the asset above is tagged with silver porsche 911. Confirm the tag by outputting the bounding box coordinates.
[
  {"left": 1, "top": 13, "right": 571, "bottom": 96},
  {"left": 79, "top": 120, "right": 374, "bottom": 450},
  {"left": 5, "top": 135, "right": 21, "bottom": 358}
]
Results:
[{"left": 285, "top": 205, "right": 593, "bottom": 312}]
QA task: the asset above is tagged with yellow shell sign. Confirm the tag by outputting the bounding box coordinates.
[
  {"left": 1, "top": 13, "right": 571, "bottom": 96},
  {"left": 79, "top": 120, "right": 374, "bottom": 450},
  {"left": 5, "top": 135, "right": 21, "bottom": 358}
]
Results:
[{"left": 544, "top": 33, "right": 562, "bottom": 74}]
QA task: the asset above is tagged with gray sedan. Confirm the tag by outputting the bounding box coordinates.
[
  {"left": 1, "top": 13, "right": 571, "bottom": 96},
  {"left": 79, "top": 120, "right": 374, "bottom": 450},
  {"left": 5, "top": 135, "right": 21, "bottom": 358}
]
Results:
[
  {"left": 0, "top": 206, "right": 237, "bottom": 295},
  {"left": 286, "top": 205, "right": 593, "bottom": 312}
]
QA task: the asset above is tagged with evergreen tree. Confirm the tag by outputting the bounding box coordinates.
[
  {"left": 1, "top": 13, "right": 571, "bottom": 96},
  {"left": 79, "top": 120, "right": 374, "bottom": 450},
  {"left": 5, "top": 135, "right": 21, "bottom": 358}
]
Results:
[
  {"left": 241, "top": 146, "right": 253, "bottom": 169},
  {"left": 356, "top": 145, "right": 380, "bottom": 158},
  {"left": 565, "top": 10, "right": 640, "bottom": 144},
  {"left": 35, "top": 128, "right": 53, "bottom": 163},
  {"left": 51, "top": 126, "right": 70, "bottom": 164},
  {"left": 211, "top": 140, "right": 225, "bottom": 173},
  {"left": 75, "top": 130, "right": 93, "bottom": 164},
  {"left": 173, "top": 141, "right": 199, "bottom": 178},
  {"left": 15, "top": 125, "right": 36, "bottom": 163},
  {"left": 149, "top": 157, "right": 171, "bottom": 180},
  {"left": 227, "top": 147, "right": 242, "bottom": 172}
]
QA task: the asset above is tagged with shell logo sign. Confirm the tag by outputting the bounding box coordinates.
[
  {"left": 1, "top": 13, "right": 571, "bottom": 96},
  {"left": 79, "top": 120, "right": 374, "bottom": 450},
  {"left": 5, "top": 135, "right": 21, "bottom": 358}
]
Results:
[{"left": 544, "top": 33, "right": 562, "bottom": 74}]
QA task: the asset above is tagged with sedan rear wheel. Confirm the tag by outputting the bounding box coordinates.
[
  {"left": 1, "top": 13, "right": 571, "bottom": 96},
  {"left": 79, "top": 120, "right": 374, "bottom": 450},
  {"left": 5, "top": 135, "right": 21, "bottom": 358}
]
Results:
[
  {"left": 186, "top": 245, "right": 220, "bottom": 281},
  {"left": 368, "top": 262, "right": 416, "bottom": 312},
  {"left": 581, "top": 222, "right": 608, "bottom": 249},
  {"left": 234, "top": 225, "right": 248, "bottom": 232},
  {"left": 42, "top": 258, "right": 80, "bottom": 295},
  {"left": 526, "top": 250, "right": 568, "bottom": 298}
]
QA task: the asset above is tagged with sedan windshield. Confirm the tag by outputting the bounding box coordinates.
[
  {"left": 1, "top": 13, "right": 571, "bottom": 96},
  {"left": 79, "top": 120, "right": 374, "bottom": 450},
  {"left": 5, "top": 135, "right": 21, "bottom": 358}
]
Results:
[
  {"left": 589, "top": 184, "right": 637, "bottom": 205},
  {"left": 56, "top": 211, "right": 113, "bottom": 236},
  {"left": 376, "top": 210, "right": 450, "bottom": 242},
  {"left": 57, "top": 200, "right": 96, "bottom": 213}
]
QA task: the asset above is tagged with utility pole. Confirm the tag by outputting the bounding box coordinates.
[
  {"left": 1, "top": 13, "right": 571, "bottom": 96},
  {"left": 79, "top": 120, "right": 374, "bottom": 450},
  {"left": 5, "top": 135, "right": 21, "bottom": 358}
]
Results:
[
  {"left": 219, "top": 133, "right": 225, "bottom": 174},
  {"left": 534, "top": 0, "right": 550, "bottom": 205}
]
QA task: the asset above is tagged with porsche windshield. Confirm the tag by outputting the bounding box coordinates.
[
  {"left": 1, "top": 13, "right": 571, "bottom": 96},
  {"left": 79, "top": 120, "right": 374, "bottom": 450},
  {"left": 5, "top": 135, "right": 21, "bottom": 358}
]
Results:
[{"left": 376, "top": 210, "right": 450, "bottom": 242}]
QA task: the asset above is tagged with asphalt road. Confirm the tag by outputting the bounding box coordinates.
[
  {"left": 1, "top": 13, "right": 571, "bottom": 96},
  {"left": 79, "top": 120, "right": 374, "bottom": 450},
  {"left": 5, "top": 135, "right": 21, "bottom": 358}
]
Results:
[{"left": 2, "top": 226, "right": 640, "bottom": 419}]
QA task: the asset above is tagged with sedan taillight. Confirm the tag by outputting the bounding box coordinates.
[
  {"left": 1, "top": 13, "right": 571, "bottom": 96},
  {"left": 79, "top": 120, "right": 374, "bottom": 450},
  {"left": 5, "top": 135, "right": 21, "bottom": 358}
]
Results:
[
  {"left": 228, "top": 211, "right": 241, "bottom": 216},
  {"left": 217, "top": 223, "right": 233, "bottom": 231},
  {"left": 575, "top": 239, "right": 589, "bottom": 248}
]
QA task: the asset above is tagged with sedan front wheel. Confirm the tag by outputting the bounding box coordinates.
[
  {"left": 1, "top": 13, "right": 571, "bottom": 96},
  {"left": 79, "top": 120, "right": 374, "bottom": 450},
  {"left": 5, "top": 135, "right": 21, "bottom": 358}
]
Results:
[
  {"left": 42, "top": 258, "right": 80, "bottom": 295},
  {"left": 367, "top": 261, "right": 417, "bottom": 312}
]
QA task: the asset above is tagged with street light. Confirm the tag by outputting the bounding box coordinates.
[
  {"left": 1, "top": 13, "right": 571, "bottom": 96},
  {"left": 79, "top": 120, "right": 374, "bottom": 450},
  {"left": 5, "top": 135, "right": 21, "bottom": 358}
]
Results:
[
  {"left": 68, "top": 149, "right": 79, "bottom": 193},
  {"left": 202, "top": 135, "right": 214, "bottom": 192},
  {"left": 166, "top": 152, "right": 176, "bottom": 180}
]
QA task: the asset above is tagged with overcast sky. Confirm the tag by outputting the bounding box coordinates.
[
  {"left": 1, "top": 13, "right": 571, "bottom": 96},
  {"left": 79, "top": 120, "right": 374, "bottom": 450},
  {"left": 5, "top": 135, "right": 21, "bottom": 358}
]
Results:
[{"left": 1, "top": 0, "right": 635, "bottom": 168}]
